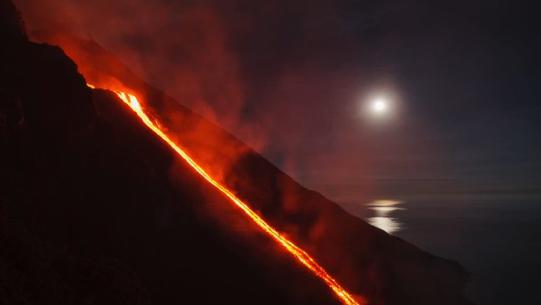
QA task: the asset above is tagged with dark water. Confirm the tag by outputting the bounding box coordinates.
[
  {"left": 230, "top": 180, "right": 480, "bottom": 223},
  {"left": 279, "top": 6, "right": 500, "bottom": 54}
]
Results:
[{"left": 356, "top": 196, "right": 541, "bottom": 305}]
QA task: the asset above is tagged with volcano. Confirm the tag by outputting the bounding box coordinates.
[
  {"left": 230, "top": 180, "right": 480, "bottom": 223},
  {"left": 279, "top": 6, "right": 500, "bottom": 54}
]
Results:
[{"left": 1, "top": 1, "right": 471, "bottom": 305}]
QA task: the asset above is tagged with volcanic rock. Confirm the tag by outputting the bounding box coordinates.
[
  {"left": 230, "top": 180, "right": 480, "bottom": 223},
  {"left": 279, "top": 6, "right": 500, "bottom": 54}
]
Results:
[{"left": 0, "top": 1, "right": 472, "bottom": 304}]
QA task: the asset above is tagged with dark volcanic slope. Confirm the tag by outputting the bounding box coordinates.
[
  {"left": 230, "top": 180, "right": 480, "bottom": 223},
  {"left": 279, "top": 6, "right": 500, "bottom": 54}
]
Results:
[{"left": 1, "top": 1, "right": 471, "bottom": 305}]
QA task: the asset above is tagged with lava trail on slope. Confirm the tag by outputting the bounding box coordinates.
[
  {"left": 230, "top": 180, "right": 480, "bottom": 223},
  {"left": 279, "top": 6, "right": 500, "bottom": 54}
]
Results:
[{"left": 90, "top": 84, "right": 364, "bottom": 305}]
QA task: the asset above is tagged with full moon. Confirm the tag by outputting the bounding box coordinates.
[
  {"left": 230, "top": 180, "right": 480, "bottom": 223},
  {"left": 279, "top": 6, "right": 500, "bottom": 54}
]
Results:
[{"left": 370, "top": 97, "right": 389, "bottom": 115}]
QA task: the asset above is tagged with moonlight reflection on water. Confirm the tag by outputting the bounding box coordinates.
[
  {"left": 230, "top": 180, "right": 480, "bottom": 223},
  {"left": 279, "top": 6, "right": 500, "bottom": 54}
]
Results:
[{"left": 366, "top": 200, "right": 404, "bottom": 234}]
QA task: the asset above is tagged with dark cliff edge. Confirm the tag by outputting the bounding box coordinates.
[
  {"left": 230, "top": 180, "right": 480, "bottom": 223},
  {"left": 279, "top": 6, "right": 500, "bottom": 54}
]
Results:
[{"left": 1, "top": 1, "right": 472, "bottom": 304}]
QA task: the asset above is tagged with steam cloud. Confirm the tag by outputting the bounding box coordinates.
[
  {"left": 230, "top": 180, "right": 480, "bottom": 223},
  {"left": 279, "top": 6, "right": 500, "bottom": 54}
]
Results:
[{"left": 15, "top": 0, "right": 437, "bottom": 208}]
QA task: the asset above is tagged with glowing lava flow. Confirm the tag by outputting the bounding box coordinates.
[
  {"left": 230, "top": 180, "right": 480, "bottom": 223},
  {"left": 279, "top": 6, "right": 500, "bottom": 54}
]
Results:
[{"left": 90, "top": 84, "right": 362, "bottom": 305}]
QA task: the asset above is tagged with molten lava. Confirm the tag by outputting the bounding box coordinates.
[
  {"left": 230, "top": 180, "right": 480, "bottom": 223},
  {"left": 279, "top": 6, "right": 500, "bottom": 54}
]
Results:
[{"left": 89, "top": 84, "right": 363, "bottom": 305}]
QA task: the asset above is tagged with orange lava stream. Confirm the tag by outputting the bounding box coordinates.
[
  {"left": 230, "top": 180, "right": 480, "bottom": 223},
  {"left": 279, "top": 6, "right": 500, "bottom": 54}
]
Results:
[{"left": 89, "top": 84, "right": 362, "bottom": 305}]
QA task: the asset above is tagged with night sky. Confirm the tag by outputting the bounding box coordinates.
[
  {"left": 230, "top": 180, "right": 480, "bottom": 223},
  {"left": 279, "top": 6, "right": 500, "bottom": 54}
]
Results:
[{"left": 16, "top": 0, "right": 541, "bottom": 205}]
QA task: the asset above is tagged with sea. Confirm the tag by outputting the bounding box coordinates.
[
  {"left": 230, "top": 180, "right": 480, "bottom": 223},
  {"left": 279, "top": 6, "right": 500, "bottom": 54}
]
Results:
[{"left": 350, "top": 195, "right": 541, "bottom": 305}]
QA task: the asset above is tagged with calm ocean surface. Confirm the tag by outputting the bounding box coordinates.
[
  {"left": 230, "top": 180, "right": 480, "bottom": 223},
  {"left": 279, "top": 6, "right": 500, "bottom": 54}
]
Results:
[{"left": 352, "top": 196, "right": 541, "bottom": 305}]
